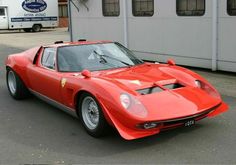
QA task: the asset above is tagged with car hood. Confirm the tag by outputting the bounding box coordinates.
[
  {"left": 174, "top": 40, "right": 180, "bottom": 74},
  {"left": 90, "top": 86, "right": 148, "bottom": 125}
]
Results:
[
  {"left": 139, "top": 87, "right": 221, "bottom": 120},
  {"left": 97, "top": 63, "right": 221, "bottom": 120},
  {"left": 98, "top": 63, "right": 196, "bottom": 91}
]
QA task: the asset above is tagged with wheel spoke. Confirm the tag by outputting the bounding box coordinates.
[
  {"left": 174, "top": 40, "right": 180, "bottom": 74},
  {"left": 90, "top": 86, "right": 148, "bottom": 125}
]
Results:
[
  {"left": 8, "top": 71, "right": 17, "bottom": 94},
  {"left": 81, "top": 96, "right": 100, "bottom": 130}
]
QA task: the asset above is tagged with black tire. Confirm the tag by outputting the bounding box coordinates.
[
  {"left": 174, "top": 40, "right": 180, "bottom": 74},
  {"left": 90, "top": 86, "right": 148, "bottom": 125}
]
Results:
[
  {"left": 78, "top": 92, "right": 109, "bottom": 138},
  {"left": 6, "top": 68, "right": 30, "bottom": 100},
  {"left": 32, "top": 24, "right": 41, "bottom": 32},
  {"left": 23, "top": 28, "right": 31, "bottom": 32}
]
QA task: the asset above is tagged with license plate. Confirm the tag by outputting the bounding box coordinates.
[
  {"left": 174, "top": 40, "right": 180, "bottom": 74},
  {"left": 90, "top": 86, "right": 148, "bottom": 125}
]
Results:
[{"left": 184, "top": 119, "right": 195, "bottom": 127}]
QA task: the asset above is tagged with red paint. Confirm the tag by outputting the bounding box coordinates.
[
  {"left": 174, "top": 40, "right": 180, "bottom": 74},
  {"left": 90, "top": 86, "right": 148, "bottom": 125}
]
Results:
[
  {"left": 167, "top": 59, "right": 176, "bottom": 66},
  {"left": 5, "top": 41, "right": 229, "bottom": 140},
  {"left": 81, "top": 70, "right": 91, "bottom": 79}
]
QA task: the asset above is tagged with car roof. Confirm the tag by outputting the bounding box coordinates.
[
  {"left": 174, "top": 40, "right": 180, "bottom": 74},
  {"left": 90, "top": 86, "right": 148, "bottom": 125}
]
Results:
[{"left": 45, "top": 40, "right": 113, "bottom": 48}]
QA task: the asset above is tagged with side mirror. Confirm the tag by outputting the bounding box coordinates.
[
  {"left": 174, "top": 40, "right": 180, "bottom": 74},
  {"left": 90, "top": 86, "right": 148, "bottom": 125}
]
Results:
[
  {"left": 167, "top": 59, "right": 176, "bottom": 66},
  {"left": 81, "top": 70, "right": 91, "bottom": 79}
]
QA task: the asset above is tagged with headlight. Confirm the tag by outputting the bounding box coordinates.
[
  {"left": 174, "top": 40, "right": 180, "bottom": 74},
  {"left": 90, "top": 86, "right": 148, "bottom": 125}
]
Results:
[
  {"left": 120, "top": 94, "right": 131, "bottom": 109},
  {"left": 120, "top": 93, "right": 148, "bottom": 118},
  {"left": 195, "top": 80, "right": 220, "bottom": 99}
]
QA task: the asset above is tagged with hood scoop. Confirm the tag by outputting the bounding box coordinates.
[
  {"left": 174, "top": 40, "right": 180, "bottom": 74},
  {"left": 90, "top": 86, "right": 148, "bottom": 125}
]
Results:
[
  {"left": 137, "top": 83, "right": 184, "bottom": 95},
  {"left": 137, "top": 86, "right": 163, "bottom": 95},
  {"left": 163, "top": 83, "right": 184, "bottom": 90}
]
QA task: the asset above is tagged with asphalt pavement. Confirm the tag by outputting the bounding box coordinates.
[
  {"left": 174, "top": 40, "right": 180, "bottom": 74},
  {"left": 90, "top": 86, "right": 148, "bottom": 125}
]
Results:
[{"left": 0, "top": 29, "right": 235, "bottom": 164}]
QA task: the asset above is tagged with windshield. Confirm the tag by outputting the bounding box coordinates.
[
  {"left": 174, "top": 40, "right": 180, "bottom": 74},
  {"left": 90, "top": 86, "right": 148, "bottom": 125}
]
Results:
[{"left": 57, "top": 42, "right": 144, "bottom": 72}]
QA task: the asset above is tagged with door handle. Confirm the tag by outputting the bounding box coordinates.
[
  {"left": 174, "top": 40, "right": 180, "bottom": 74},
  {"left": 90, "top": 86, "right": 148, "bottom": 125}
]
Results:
[{"left": 3, "top": 17, "right": 6, "bottom": 19}]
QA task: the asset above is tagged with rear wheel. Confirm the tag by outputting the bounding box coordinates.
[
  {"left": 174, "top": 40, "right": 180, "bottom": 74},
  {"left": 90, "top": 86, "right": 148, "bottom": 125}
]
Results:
[
  {"left": 32, "top": 24, "right": 41, "bottom": 32},
  {"left": 6, "top": 68, "right": 30, "bottom": 100},
  {"left": 78, "top": 92, "right": 109, "bottom": 137}
]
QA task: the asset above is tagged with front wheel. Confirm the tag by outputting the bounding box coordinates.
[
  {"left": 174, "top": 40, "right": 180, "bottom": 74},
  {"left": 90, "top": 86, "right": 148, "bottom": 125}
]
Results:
[
  {"left": 6, "top": 68, "right": 30, "bottom": 100},
  {"left": 78, "top": 93, "right": 109, "bottom": 137}
]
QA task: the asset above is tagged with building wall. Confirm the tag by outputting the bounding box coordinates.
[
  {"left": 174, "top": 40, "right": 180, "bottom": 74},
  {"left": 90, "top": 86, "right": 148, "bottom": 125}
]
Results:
[
  {"left": 69, "top": 0, "right": 236, "bottom": 72},
  {"left": 58, "top": 0, "right": 68, "bottom": 27}
]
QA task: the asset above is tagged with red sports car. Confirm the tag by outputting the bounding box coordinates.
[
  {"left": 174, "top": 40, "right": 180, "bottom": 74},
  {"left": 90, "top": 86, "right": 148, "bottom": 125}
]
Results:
[{"left": 5, "top": 41, "right": 228, "bottom": 140}]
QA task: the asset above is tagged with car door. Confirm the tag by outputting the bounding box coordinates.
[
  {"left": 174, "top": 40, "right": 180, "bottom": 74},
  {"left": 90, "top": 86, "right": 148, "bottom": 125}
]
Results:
[
  {"left": 0, "top": 7, "right": 8, "bottom": 29},
  {"left": 28, "top": 47, "right": 63, "bottom": 103}
]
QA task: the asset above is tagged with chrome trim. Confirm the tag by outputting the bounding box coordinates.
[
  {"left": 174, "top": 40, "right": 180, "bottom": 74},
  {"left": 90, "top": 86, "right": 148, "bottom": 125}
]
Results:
[{"left": 29, "top": 89, "right": 78, "bottom": 118}]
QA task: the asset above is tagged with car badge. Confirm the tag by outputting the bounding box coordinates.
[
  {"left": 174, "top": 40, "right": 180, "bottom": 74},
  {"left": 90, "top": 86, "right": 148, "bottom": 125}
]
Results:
[{"left": 61, "top": 78, "right": 67, "bottom": 88}]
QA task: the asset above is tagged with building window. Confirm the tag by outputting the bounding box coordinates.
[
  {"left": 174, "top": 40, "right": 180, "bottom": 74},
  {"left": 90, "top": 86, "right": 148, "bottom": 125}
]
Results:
[
  {"left": 102, "top": 0, "right": 120, "bottom": 16},
  {"left": 0, "top": 8, "right": 5, "bottom": 16},
  {"left": 132, "top": 0, "right": 154, "bottom": 16},
  {"left": 176, "top": 0, "right": 205, "bottom": 16},
  {"left": 228, "top": 0, "right": 236, "bottom": 16},
  {"left": 59, "top": 5, "right": 68, "bottom": 18}
]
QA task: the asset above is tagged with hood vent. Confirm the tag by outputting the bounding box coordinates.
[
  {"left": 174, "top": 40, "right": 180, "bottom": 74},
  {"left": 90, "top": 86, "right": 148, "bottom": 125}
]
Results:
[
  {"left": 137, "top": 87, "right": 163, "bottom": 95},
  {"left": 163, "top": 83, "right": 184, "bottom": 89},
  {"left": 137, "top": 83, "right": 184, "bottom": 95}
]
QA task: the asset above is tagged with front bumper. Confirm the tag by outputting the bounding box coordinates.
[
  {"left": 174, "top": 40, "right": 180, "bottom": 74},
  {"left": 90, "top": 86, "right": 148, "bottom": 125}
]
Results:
[{"left": 107, "top": 102, "right": 228, "bottom": 140}]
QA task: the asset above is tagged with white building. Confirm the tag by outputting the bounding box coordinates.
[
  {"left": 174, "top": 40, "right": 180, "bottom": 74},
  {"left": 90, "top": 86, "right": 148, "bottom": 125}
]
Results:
[{"left": 68, "top": 0, "right": 236, "bottom": 72}]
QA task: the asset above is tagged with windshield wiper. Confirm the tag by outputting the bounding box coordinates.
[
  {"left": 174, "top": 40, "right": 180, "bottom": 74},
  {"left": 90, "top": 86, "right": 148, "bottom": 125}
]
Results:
[{"left": 93, "top": 51, "right": 132, "bottom": 67}]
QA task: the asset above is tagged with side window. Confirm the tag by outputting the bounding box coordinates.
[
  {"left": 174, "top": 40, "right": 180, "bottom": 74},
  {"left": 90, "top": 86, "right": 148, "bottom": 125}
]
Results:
[
  {"left": 228, "top": 0, "right": 236, "bottom": 16},
  {"left": 0, "top": 8, "right": 5, "bottom": 16},
  {"left": 41, "top": 48, "right": 56, "bottom": 70},
  {"left": 176, "top": 0, "right": 205, "bottom": 16},
  {"left": 102, "top": 0, "right": 120, "bottom": 17},
  {"left": 132, "top": 0, "right": 154, "bottom": 17}
]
